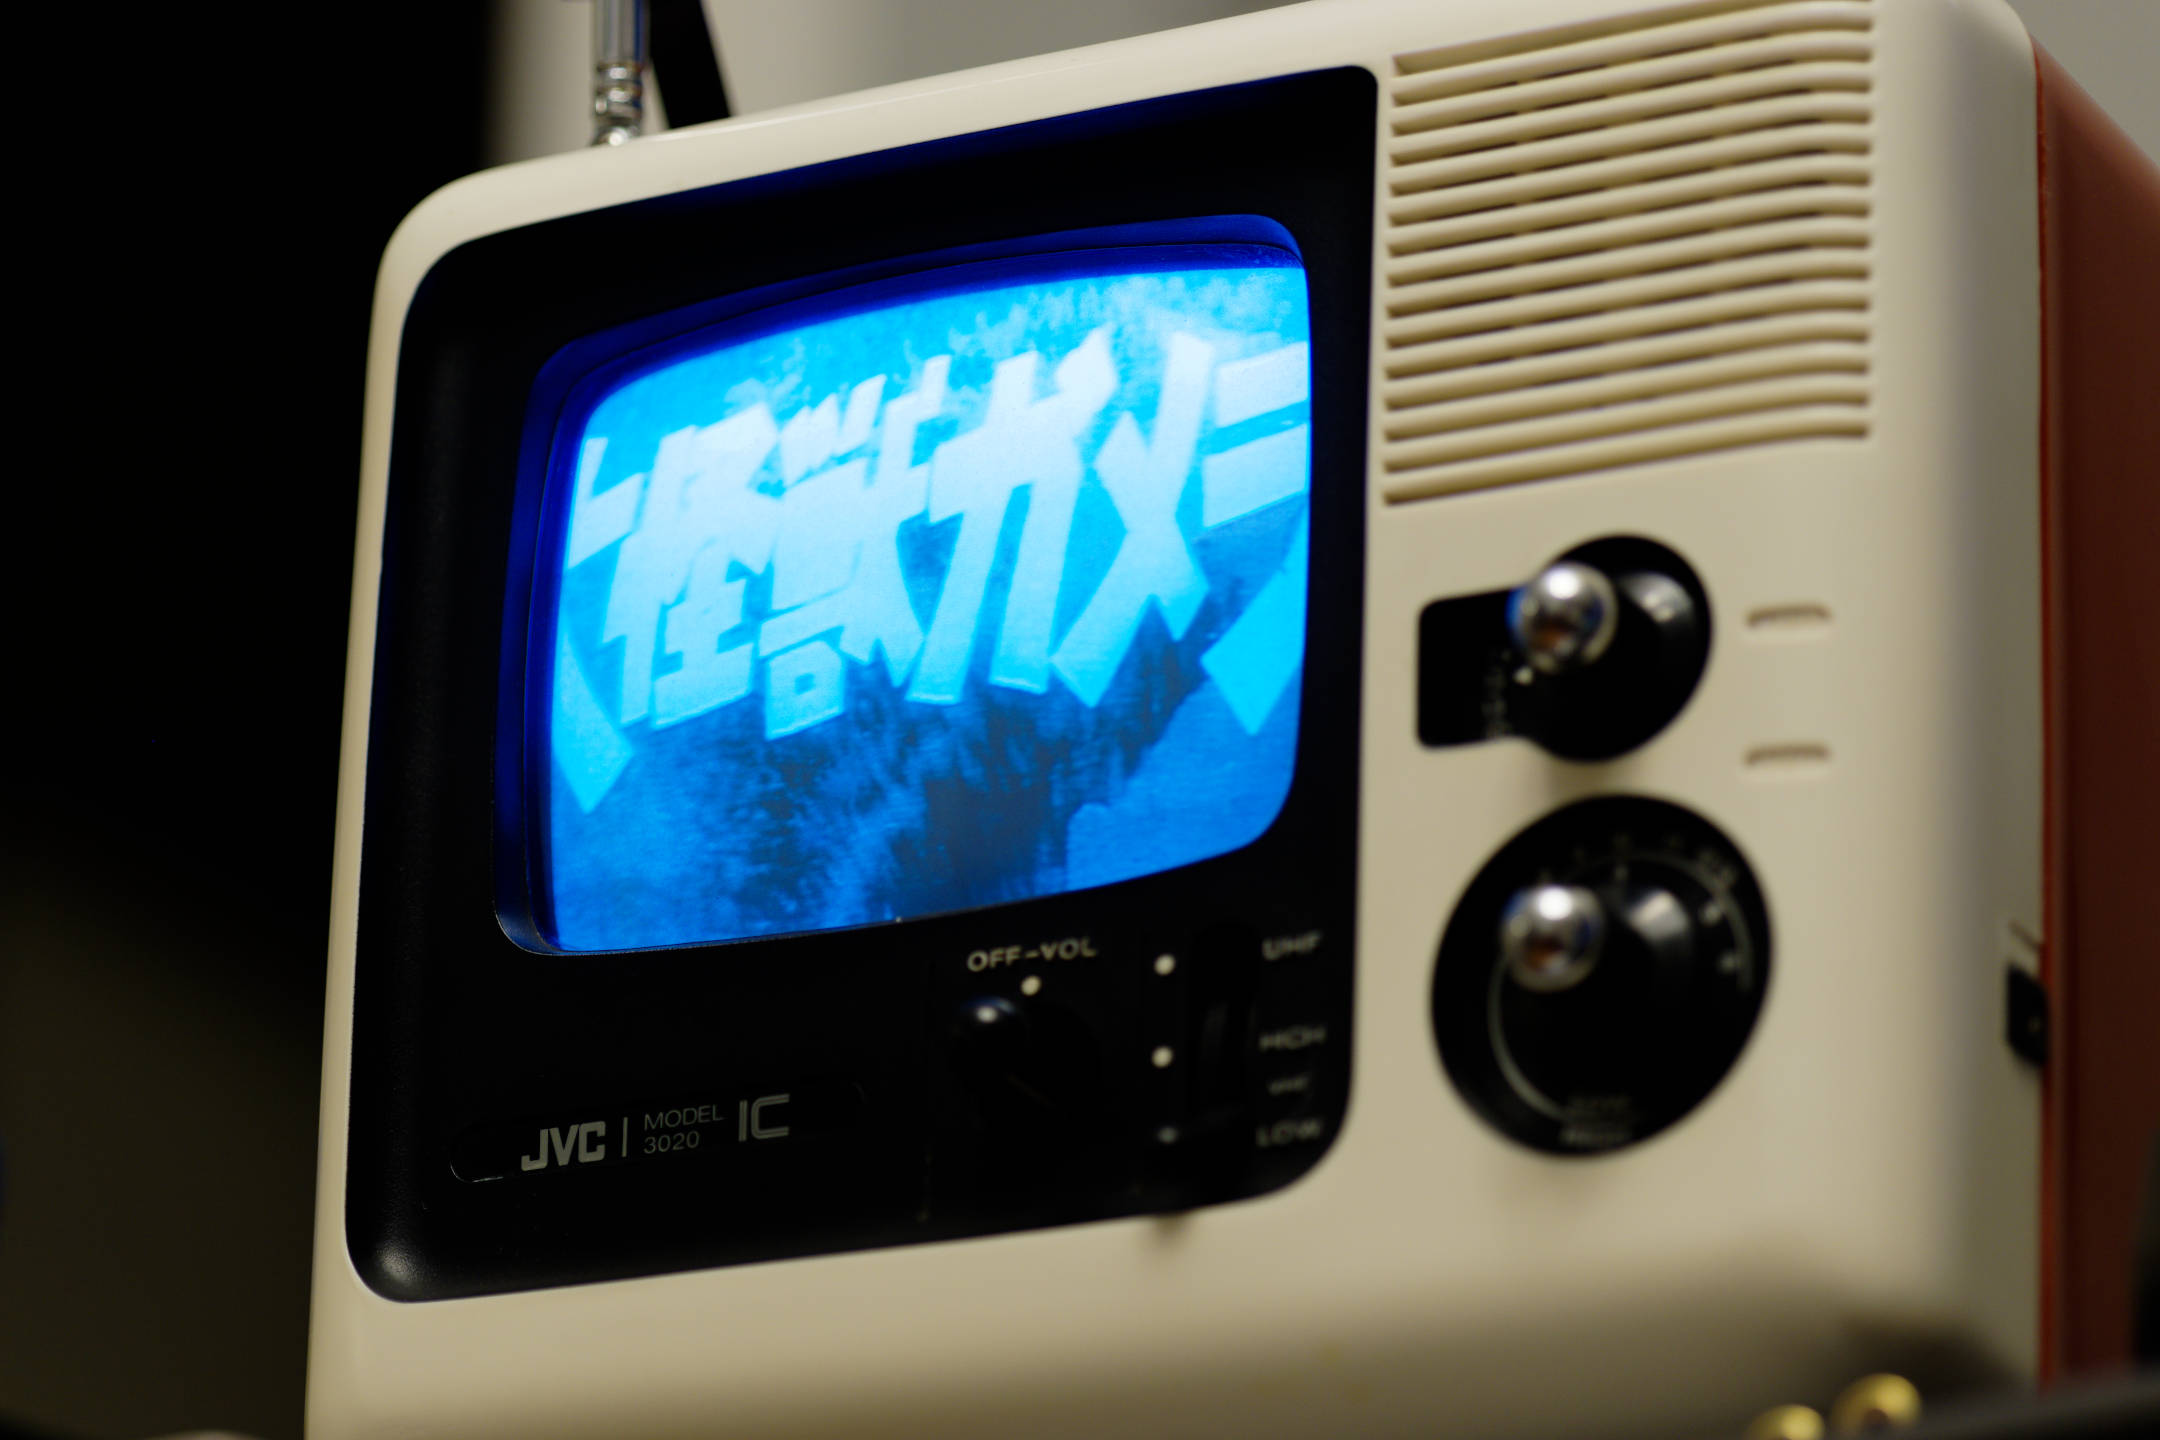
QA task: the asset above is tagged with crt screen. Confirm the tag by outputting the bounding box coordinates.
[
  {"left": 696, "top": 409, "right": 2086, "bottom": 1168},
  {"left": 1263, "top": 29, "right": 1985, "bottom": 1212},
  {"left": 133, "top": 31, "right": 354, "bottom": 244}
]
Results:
[{"left": 539, "top": 244, "right": 1311, "bottom": 952}]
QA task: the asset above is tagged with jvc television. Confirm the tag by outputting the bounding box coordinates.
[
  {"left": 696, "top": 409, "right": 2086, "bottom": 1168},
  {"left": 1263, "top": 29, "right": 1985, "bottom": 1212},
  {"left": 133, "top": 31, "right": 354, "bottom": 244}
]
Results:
[{"left": 309, "top": 1, "right": 2160, "bottom": 1437}]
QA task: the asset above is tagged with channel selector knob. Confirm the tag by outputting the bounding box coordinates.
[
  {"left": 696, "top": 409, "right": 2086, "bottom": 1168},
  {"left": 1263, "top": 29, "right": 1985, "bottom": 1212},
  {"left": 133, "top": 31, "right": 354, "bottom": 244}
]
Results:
[
  {"left": 1503, "top": 539, "right": 1711, "bottom": 761},
  {"left": 1435, "top": 797, "right": 1770, "bottom": 1154}
]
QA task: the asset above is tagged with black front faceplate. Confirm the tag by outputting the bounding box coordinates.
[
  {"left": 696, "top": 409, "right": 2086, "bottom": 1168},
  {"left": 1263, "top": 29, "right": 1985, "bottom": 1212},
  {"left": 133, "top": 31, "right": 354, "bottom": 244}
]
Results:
[{"left": 348, "top": 68, "right": 1375, "bottom": 1301}]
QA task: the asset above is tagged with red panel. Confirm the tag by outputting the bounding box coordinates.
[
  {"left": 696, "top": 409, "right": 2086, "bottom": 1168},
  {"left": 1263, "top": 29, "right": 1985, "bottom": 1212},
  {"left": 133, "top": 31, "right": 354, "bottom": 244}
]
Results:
[{"left": 2036, "top": 42, "right": 2160, "bottom": 1380}]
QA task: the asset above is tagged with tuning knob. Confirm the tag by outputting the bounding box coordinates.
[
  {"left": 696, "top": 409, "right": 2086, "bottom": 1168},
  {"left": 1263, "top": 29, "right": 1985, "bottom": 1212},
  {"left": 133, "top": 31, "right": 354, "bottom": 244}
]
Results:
[
  {"left": 1499, "top": 878, "right": 1701, "bottom": 1033},
  {"left": 1503, "top": 539, "right": 1711, "bottom": 761}
]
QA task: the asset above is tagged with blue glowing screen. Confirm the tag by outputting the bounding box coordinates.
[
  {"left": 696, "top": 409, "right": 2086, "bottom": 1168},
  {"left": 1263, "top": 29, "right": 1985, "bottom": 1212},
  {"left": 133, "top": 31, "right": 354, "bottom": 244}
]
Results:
[{"left": 538, "top": 244, "right": 1311, "bottom": 952}]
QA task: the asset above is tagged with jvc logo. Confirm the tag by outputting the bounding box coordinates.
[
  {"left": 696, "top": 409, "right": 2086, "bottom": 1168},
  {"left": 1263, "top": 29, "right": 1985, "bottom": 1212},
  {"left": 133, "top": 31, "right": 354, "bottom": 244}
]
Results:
[{"left": 519, "top": 1119, "right": 608, "bottom": 1172}]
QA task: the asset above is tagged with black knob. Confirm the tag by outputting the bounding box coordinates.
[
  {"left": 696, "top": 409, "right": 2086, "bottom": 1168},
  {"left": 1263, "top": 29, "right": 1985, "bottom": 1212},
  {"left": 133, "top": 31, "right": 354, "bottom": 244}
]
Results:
[
  {"left": 1490, "top": 881, "right": 1703, "bottom": 1121},
  {"left": 952, "top": 995, "right": 1033, "bottom": 1082},
  {"left": 1504, "top": 539, "right": 1711, "bottom": 761},
  {"left": 1435, "top": 797, "right": 1769, "bottom": 1155},
  {"left": 948, "top": 995, "right": 1102, "bottom": 1134},
  {"left": 1603, "top": 883, "right": 1699, "bottom": 992}
]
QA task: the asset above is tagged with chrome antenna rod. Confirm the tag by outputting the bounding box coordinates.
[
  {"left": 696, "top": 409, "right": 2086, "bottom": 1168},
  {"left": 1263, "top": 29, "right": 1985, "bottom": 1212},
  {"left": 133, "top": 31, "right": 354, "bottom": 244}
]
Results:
[{"left": 591, "top": 0, "right": 649, "bottom": 146}]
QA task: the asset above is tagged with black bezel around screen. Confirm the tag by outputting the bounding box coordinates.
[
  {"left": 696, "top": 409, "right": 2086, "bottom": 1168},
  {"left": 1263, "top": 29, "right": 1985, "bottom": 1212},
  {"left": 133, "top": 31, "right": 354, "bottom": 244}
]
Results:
[{"left": 351, "top": 67, "right": 1375, "bottom": 1301}]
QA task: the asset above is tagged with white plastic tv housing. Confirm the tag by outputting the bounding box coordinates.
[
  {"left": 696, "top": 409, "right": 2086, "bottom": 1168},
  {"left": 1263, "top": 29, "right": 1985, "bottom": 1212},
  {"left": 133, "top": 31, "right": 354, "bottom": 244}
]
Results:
[{"left": 309, "top": 1, "right": 2160, "bottom": 1436}]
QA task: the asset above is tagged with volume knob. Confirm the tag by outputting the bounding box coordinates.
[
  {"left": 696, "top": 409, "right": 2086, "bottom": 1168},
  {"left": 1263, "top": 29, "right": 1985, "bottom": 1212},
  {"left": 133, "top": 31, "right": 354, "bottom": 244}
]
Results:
[{"left": 948, "top": 994, "right": 1103, "bottom": 1133}]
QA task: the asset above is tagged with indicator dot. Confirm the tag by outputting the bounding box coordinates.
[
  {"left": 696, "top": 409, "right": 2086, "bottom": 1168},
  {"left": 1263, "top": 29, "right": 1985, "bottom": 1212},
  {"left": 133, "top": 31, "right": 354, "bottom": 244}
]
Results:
[
  {"left": 1020, "top": 975, "right": 1042, "bottom": 996},
  {"left": 1151, "top": 1046, "right": 1175, "bottom": 1068},
  {"left": 1156, "top": 1126, "right": 1179, "bottom": 1145},
  {"left": 1154, "top": 954, "right": 1177, "bottom": 976}
]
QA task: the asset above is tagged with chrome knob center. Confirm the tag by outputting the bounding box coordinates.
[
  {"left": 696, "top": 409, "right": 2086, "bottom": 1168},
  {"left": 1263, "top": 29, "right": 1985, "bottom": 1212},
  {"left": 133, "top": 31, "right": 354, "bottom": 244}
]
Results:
[
  {"left": 1499, "top": 884, "right": 1606, "bottom": 993},
  {"left": 1507, "top": 561, "right": 1619, "bottom": 676}
]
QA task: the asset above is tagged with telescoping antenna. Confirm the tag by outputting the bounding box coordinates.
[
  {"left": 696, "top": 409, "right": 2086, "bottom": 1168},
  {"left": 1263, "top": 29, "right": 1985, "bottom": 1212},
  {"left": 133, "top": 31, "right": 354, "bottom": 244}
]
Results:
[
  {"left": 590, "top": 0, "right": 648, "bottom": 145},
  {"left": 588, "top": 0, "right": 731, "bottom": 145}
]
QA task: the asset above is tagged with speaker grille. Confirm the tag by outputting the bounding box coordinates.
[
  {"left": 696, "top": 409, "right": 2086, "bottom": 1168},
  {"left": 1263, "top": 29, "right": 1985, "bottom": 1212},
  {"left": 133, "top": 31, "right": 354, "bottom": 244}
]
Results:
[{"left": 1382, "top": 0, "right": 1873, "bottom": 502}]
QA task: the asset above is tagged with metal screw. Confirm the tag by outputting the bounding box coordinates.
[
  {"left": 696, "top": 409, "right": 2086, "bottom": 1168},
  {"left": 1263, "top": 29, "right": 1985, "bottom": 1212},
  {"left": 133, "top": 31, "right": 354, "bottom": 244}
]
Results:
[{"left": 1499, "top": 884, "right": 1606, "bottom": 993}]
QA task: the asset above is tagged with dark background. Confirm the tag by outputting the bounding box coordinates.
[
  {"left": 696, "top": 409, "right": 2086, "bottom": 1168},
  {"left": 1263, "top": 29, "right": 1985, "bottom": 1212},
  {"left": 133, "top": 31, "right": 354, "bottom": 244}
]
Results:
[{"left": 1, "top": 5, "right": 489, "bottom": 1436}]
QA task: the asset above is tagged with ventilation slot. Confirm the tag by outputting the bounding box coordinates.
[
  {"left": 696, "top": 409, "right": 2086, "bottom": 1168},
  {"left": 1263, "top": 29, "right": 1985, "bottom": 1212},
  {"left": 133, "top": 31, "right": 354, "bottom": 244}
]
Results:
[{"left": 1383, "top": 0, "right": 1873, "bottom": 502}]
